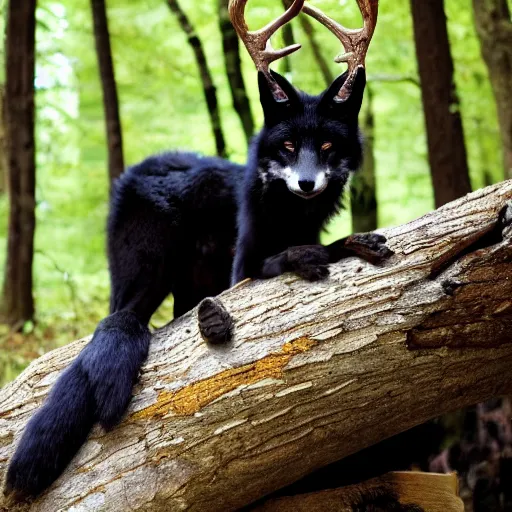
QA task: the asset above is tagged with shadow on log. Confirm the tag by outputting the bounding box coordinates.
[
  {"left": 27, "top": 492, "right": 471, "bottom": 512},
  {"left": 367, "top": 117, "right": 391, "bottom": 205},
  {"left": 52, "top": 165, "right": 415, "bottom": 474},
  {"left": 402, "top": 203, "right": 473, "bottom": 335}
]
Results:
[{"left": 0, "top": 181, "right": 511, "bottom": 511}]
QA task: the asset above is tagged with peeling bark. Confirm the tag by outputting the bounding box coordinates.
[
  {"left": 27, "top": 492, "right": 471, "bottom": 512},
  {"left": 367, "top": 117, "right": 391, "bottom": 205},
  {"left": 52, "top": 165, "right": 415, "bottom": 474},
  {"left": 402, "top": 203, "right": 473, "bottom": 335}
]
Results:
[{"left": 0, "top": 181, "right": 511, "bottom": 511}]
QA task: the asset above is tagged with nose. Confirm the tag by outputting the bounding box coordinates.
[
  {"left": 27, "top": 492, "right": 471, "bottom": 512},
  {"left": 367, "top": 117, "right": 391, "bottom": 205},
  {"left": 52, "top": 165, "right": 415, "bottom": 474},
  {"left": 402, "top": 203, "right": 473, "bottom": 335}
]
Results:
[{"left": 298, "top": 180, "right": 315, "bottom": 193}]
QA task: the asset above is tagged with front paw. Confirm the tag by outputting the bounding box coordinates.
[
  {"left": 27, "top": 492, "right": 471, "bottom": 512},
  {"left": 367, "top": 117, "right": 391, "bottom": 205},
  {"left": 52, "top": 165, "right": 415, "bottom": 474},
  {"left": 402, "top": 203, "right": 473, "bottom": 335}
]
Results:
[
  {"left": 345, "top": 233, "right": 394, "bottom": 265},
  {"left": 198, "top": 297, "right": 233, "bottom": 344},
  {"left": 287, "top": 245, "right": 330, "bottom": 282}
]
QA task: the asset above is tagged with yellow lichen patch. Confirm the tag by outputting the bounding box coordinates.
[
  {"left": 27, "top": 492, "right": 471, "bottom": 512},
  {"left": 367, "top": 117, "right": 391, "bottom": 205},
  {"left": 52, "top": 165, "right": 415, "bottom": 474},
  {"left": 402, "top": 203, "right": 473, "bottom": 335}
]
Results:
[
  {"left": 132, "top": 337, "right": 316, "bottom": 420},
  {"left": 281, "top": 337, "right": 317, "bottom": 355}
]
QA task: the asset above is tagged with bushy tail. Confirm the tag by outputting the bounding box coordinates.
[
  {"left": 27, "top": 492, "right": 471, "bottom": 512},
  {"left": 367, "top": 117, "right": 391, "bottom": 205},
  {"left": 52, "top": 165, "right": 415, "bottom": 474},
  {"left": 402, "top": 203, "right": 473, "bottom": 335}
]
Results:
[{"left": 6, "top": 311, "right": 150, "bottom": 498}]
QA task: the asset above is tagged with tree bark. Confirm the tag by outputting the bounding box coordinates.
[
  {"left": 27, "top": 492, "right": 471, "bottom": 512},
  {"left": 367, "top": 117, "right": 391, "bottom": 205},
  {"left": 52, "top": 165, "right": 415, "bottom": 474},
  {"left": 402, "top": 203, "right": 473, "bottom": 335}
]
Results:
[
  {"left": 410, "top": 0, "right": 472, "bottom": 207},
  {"left": 351, "top": 84, "right": 377, "bottom": 233},
  {"left": 0, "top": 180, "right": 511, "bottom": 511},
  {"left": 90, "top": 0, "right": 125, "bottom": 190},
  {"left": 472, "top": 0, "right": 512, "bottom": 181},
  {"left": 1, "top": 0, "right": 37, "bottom": 328},
  {"left": 218, "top": 0, "right": 255, "bottom": 145},
  {"left": 0, "top": 85, "right": 7, "bottom": 194},
  {"left": 167, "top": 0, "right": 226, "bottom": 158}
]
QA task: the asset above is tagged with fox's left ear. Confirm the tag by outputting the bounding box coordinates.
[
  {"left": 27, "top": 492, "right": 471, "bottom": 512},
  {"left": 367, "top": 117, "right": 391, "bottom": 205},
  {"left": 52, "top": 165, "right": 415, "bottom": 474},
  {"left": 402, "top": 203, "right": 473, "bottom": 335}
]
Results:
[
  {"left": 258, "top": 70, "right": 301, "bottom": 127},
  {"left": 318, "top": 67, "right": 366, "bottom": 119}
]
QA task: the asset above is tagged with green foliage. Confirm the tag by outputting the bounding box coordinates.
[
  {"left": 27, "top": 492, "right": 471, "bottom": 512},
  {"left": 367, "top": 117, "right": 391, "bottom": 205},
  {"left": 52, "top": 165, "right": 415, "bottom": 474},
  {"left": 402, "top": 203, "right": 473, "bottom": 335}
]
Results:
[{"left": 0, "top": 0, "right": 504, "bottom": 384}]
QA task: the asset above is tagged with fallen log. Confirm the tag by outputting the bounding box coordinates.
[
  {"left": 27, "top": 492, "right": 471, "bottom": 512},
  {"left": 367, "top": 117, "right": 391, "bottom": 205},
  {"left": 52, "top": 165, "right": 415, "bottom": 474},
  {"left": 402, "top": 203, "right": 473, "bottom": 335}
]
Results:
[
  {"left": 251, "top": 471, "right": 464, "bottom": 512},
  {"left": 0, "top": 180, "right": 511, "bottom": 511}
]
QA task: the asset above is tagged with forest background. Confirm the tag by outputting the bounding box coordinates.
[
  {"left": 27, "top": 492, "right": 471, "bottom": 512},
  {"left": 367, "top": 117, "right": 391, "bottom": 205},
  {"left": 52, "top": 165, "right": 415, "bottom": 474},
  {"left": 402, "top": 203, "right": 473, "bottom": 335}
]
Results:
[{"left": 0, "top": 0, "right": 510, "bottom": 384}]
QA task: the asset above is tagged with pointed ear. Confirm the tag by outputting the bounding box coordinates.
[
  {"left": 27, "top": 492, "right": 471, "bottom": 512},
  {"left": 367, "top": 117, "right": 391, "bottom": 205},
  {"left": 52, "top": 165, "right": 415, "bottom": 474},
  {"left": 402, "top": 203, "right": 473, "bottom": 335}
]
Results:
[
  {"left": 319, "top": 67, "right": 366, "bottom": 119},
  {"left": 258, "top": 70, "right": 300, "bottom": 127}
]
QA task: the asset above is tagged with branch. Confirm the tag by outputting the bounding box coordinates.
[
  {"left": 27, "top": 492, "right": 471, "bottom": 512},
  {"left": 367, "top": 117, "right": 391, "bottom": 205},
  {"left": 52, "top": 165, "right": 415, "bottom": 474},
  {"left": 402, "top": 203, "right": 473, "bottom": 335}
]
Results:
[
  {"left": 1, "top": 181, "right": 511, "bottom": 511},
  {"left": 252, "top": 471, "right": 464, "bottom": 511}
]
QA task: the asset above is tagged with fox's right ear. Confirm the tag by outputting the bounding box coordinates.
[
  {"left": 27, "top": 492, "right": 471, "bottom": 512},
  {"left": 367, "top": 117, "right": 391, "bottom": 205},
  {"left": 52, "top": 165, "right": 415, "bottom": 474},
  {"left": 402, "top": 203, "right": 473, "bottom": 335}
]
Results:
[
  {"left": 258, "top": 70, "right": 300, "bottom": 127},
  {"left": 319, "top": 67, "right": 366, "bottom": 120}
]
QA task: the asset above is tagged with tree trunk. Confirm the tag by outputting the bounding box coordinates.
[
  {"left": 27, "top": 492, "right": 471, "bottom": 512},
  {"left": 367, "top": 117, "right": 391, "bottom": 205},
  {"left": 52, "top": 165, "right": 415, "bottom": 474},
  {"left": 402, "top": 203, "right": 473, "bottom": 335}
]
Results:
[
  {"left": 279, "top": 0, "right": 296, "bottom": 76},
  {"left": 90, "top": 0, "right": 124, "bottom": 190},
  {"left": 472, "top": 0, "right": 512, "bottom": 181},
  {"left": 410, "top": 0, "right": 472, "bottom": 207},
  {"left": 351, "top": 84, "right": 377, "bottom": 233},
  {"left": 1, "top": 0, "right": 37, "bottom": 329},
  {"left": 0, "top": 85, "right": 7, "bottom": 194},
  {"left": 167, "top": 0, "right": 226, "bottom": 158},
  {"left": 297, "top": 14, "right": 334, "bottom": 86},
  {"left": 0, "top": 180, "right": 511, "bottom": 511},
  {"left": 218, "top": 0, "right": 255, "bottom": 145},
  {"left": 282, "top": 0, "right": 334, "bottom": 86}
]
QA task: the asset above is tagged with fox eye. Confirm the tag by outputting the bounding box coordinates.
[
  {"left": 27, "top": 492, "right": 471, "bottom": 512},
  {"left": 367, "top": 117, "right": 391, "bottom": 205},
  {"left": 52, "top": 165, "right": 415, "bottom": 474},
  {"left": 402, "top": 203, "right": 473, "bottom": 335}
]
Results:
[
  {"left": 283, "top": 141, "right": 295, "bottom": 153},
  {"left": 321, "top": 141, "right": 332, "bottom": 151}
]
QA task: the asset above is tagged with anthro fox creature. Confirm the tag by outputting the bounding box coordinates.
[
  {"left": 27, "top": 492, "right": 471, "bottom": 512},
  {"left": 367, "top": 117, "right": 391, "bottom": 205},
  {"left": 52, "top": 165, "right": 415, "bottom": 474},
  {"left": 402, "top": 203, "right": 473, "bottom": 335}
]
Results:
[{"left": 6, "top": 0, "right": 388, "bottom": 499}]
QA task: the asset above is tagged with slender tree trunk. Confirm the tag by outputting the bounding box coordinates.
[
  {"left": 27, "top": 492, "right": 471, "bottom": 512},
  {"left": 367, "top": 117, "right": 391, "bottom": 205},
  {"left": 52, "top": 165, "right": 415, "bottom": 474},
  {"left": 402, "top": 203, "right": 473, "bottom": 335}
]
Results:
[
  {"left": 167, "top": 0, "right": 226, "bottom": 158},
  {"left": 351, "top": 85, "right": 377, "bottom": 233},
  {"left": 472, "top": 0, "right": 512, "bottom": 181},
  {"left": 282, "top": 0, "right": 334, "bottom": 86},
  {"left": 280, "top": 0, "right": 296, "bottom": 76},
  {"left": 218, "top": 0, "right": 254, "bottom": 145},
  {"left": 0, "top": 85, "right": 6, "bottom": 194},
  {"left": 90, "top": 0, "right": 124, "bottom": 190},
  {"left": 297, "top": 14, "right": 334, "bottom": 86},
  {"left": 410, "top": 0, "right": 472, "bottom": 207},
  {"left": 1, "top": 0, "right": 37, "bottom": 329}
]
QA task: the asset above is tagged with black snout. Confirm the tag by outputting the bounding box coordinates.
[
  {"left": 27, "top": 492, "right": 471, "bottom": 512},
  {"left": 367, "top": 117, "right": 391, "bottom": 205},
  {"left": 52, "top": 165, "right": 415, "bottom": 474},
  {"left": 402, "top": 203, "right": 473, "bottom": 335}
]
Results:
[{"left": 298, "top": 180, "right": 315, "bottom": 193}]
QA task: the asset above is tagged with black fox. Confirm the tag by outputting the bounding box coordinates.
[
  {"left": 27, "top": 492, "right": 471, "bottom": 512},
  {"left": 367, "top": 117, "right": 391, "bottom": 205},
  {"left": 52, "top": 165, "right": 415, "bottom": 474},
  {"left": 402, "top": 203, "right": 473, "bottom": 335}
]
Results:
[{"left": 5, "top": 68, "right": 391, "bottom": 499}]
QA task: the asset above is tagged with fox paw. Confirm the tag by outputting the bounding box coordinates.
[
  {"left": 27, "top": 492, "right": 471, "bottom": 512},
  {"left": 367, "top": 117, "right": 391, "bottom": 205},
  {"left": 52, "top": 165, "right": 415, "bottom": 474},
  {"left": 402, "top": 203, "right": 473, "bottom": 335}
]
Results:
[
  {"left": 346, "top": 233, "right": 394, "bottom": 265},
  {"left": 198, "top": 297, "right": 233, "bottom": 344},
  {"left": 287, "top": 245, "right": 330, "bottom": 281}
]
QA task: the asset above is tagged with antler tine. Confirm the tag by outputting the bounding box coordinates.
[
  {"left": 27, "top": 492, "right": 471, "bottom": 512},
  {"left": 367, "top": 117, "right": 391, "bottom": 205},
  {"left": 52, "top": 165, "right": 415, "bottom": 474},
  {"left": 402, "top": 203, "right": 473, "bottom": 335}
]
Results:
[
  {"left": 302, "top": 0, "right": 378, "bottom": 101},
  {"left": 229, "top": 0, "right": 305, "bottom": 100}
]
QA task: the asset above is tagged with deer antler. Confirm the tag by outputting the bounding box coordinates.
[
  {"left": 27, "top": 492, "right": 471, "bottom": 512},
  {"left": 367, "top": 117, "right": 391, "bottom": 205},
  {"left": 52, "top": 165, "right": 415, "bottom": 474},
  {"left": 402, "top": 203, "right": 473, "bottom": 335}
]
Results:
[
  {"left": 302, "top": 0, "right": 378, "bottom": 101},
  {"left": 228, "top": 0, "right": 305, "bottom": 101}
]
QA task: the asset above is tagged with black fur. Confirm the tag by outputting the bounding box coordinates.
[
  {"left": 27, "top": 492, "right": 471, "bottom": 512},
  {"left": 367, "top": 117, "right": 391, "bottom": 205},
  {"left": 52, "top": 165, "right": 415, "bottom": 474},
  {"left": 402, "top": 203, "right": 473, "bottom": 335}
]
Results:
[{"left": 6, "top": 68, "right": 391, "bottom": 498}]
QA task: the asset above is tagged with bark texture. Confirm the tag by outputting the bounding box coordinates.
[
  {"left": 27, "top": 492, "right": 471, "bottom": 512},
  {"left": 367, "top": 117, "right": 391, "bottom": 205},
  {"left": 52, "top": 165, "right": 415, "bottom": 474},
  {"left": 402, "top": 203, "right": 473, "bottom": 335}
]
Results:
[
  {"left": 410, "top": 0, "right": 472, "bottom": 207},
  {"left": 0, "top": 181, "right": 511, "bottom": 511},
  {"left": 168, "top": 0, "right": 226, "bottom": 158},
  {"left": 472, "top": 0, "right": 512, "bottom": 180},
  {"left": 218, "top": 0, "right": 255, "bottom": 144},
  {"left": 90, "top": 0, "right": 125, "bottom": 189},
  {"left": 351, "top": 85, "right": 377, "bottom": 233},
  {"left": 1, "top": 0, "right": 37, "bottom": 328},
  {"left": 0, "top": 85, "right": 6, "bottom": 194}
]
